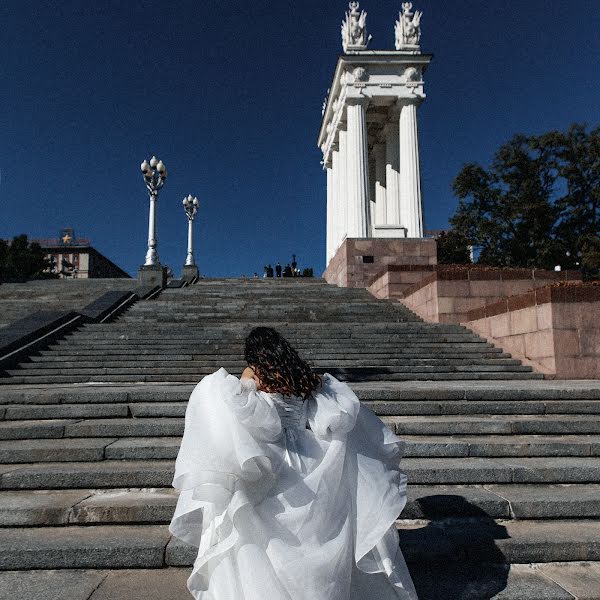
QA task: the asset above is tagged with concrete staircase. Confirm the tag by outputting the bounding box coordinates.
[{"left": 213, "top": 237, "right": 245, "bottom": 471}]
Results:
[
  {"left": 0, "top": 279, "right": 135, "bottom": 330},
  {"left": 0, "top": 278, "right": 599, "bottom": 599},
  {"left": 2, "top": 278, "right": 541, "bottom": 384}
]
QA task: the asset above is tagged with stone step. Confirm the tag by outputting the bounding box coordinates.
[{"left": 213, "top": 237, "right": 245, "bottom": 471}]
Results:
[
  {"left": 0, "top": 438, "right": 123, "bottom": 462},
  {"left": 7, "top": 366, "right": 537, "bottom": 377},
  {"left": 402, "top": 435, "right": 600, "bottom": 458},
  {"left": 75, "top": 318, "right": 470, "bottom": 327},
  {"left": 0, "top": 419, "right": 185, "bottom": 440},
  {"left": 0, "top": 568, "right": 191, "bottom": 600},
  {"left": 4, "top": 433, "right": 600, "bottom": 463},
  {"left": 49, "top": 335, "right": 497, "bottom": 345},
  {"left": 14, "top": 358, "right": 526, "bottom": 370},
  {"left": 86, "top": 305, "right": 410, "bottom": 313},
  {"left": 123, "top": 302, "right": 410, "bottom": 309},
  {"left": 402, "top": 457, "right": 600, "bottom": 485},
  {"left": 2, "top": 520, "right": 600, "bottom": 570},
  {"left": 2, "top": 484, "right": 600, "bottom": 528},
  {"left": 2, "top": 382, "right": 598, "bottom": 405},
  {"left": 1, "top": 403, "right": 131, "bottom": 420},
  {"left": 3, "top": 563, "right": 593, "bottom": 600},
  {"left": 34, "top": 349, "right": 510, "bottom": 359},
  {"left": 8, "top": 365, "right": 534, "bottom": 378},
  {"left": 2, "top": 457, "right": 600, "bottom": 488},
  {"left": 370, "top": 400, "right": 600, "bottom": 416},
  {"left": 42, "top": 346, "right": 505, "bottom": 357},
  {"left": 5, "top": 413, "right": 592, "bottom": 441},
  {"left": 77, "top": 329, "right": 468, "bottom": 339},
  {"left": 65, "top": 326, "right": 474, "bottom": 336},
  {"left": 386, "top": 415, "right": 600, "bottom": 436},
  {"left": 12, "top": 414, "right": 598, "bottom": 441},
  {"left": 80, "top": 319, "right": 446, "bottom": 328},
  {"left": 120, "top": 316, "right": 419, "bottom": 323},
  {"left": 2, "top": 372, "right": 544, "bottom": 384},
  {"left": 4, "top": 399, "right": 600, "bottom": 421},
  {"left": 0, "top": 488, "right": 178, "bottom": 526}
]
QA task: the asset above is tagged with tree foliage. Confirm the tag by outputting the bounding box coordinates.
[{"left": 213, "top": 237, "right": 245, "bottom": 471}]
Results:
[
  {"left": 451, "top": 124, "right": 600, "bottom": 278},
  {"left": 436, "top": 230, "right": 472, "bottom": 265},
  {"left": 0, "top": 235, "right": 53, "bottom": 280}
]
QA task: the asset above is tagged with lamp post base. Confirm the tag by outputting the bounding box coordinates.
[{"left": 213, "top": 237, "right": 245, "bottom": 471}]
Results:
[
  {"left": 138, "top": 264, "right": 167, "bottom": 288},
  {"left": 182, "top": 264, "right": 199, "bottom": 282}
]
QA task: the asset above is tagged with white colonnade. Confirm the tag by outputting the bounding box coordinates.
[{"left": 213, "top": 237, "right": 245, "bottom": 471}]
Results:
[{"left": 319, "top": 2, "right": 431, "bottom": 265}]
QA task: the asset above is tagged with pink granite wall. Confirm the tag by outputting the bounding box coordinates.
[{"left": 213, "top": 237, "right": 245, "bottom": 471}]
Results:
[
  {"left": 397, "top": 279, "right": 439, "bottom": 321},
  {"left": 368, "top": 265, "right": 436, "bottom": 299},
  {"left": 466, "top": 284, "right": 600, "bottom": 379},
  {"left": 323, "top": 238, "right": 437, "bottom": 289},
  {"left": 398, "top": 266, "right": 582, "bottom": 324}
]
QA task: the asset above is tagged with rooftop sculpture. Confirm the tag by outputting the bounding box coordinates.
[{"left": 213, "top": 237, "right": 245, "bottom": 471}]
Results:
[
  {"left": 341, "top": 2, "right": 372, "bottom": 52},
  {"left": 395, "top": 2, "right": 423, "bottom": 51}
]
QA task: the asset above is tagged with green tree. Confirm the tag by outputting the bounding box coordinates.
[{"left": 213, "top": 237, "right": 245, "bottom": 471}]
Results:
[
  {"left": 0, "top": 235, "right": 51, "bottom": 280},
  {"left": 450, "top": 124, "right": 600, "bottom": 277},
  {"left": 435, "top": 230, "right": 472, "bottom": 265},
  {"left": 537, "top": 124, "right": 600, "bottom": 277},
  {"left": 451, "top": 134, "right": 561, "bottom": 269},
  {"left": 0, "top": 239, "right": 8, "bottom": 276}
]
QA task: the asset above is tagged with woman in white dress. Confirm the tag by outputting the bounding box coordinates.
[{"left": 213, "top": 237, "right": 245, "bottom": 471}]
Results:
[{"left": 169, "top": 326, "right": 417, "bottom": 600}]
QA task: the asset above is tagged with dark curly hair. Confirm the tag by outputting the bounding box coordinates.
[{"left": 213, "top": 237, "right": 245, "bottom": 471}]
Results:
[{"left": 244, "top": 327, "right": 322, "bottom": 400}]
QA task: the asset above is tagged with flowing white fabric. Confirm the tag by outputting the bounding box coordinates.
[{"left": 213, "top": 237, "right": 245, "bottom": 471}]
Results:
[{"left": 169, "top": 368, "right": 417, "bottom": 600}]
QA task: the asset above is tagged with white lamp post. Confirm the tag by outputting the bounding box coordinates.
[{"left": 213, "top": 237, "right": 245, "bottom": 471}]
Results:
[
  {"left": 182, "top": 194, "right": 200, "bottom": 280},
  {"left": 141, "top": 156, "right": 167, "bottom": 266},
  {"left": 138, "top": 156, "right": 168, "bottom": 287}
]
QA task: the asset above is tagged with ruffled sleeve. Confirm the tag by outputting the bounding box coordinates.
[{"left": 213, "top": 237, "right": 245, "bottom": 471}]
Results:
[
  {"left": 170, "top": 368, "right": 282, "bottom": 548},
  {"left": 306, "top": 373, "right": 361, "bottom": 438},
  {"left": 309, "top": 373, "right": 409, "bottom": 576}
]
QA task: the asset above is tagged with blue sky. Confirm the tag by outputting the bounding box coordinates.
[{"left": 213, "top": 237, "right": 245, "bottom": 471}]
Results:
[{"left": 1, "top": 0, "right": 599, "bottom": 277}]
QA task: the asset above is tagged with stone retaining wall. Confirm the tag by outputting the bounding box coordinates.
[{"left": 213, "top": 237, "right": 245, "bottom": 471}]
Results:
[
  {"left": 324, "top": 238, "right": 437, "bottom": 289},
  {"left": 465, "top": 283, "right": 600, "bottom": 379},
  {"left": 395, "top": 266, "right": 582, "bottom": 324}
]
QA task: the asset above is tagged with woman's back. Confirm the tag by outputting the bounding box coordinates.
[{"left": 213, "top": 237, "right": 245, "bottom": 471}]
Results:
[{"left": 168, "top": 326, "right": 417, "bottom": 600}]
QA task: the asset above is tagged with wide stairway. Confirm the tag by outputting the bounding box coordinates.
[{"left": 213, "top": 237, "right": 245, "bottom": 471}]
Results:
[
  {"left": 1, "top": 278, "right": 599, "bottom": 599},
  {"left": 2, "top": 278, "right": 540, "bottom": 384}
]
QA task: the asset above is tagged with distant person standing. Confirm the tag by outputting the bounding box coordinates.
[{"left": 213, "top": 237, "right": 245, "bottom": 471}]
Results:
[
  {"left": 291, "top": 254, "right": 297, "bottom": 276},
  {"left": 263, "top": 266, "right": 268, "bottom": 278},
  {"left": 283, "top": 264, "right": 292, "bottom": 277},
  {"left": 275, "top": 262, "right": 282, "bottom": 278},
  {"left": 267, "top": 264, "right": 274, "bottom": 278}
]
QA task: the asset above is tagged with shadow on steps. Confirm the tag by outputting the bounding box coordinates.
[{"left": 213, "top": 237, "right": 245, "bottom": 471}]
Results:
[{"left": 402, "top": 496, "right": 510, "bottom": 599}]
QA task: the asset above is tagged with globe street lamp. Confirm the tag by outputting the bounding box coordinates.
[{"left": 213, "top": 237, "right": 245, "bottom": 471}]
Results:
[
  {"left": 141, "top": 156, "right": 167, "bottom": 266},
  {"left": 138, "top": 156, "right": 168, "bottom": 287},
  {"left": 182, "top": 194, "right": 200, "bottom": 280}
]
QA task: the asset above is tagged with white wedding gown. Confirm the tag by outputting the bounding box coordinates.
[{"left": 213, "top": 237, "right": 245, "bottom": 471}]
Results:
[{"left": 169, "top": 368, "right": 417, "bottom": 600}]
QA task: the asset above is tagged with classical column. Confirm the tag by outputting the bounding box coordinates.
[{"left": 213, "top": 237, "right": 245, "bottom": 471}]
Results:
[
  {"left": 373, "top": 143, "right": 387, "bottom": 225},
  {"left": 345, "top": 99, "right": 370, "bottom": 238},
  {"left": 368, "top": 157, "right": 376, "bottom": 236},
  {"left": 326, "top": 162, "right": 334, "bottom": 263},
  {"left": 399, "top": 99, "right": 424, "bottom": 237},
  {"left": 337, "top": 128, "right": 348, "bottom": 246},
  {"left": 384, "top": 122, "right": 401, "bottom": 226},
  {"left": 331, "top": 147, "right": 341, "bottom": 256}
]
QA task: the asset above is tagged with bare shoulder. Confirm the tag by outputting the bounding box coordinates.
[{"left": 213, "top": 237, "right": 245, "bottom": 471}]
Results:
[{"left": 241, "top": 366, "right": 262, "bottom": 388}]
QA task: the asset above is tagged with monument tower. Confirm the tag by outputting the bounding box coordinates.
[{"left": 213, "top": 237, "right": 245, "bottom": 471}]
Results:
[{"left": 319, "top": 2, "right": 432, "bottom": 273}]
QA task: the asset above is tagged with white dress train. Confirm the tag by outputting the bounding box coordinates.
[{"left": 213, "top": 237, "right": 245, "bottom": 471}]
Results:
[{"left": 169, "top": 367, "right": 417, "bottom": 600}]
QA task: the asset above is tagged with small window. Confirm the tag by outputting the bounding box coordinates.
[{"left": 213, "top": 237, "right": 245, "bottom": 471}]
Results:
[{"left": 362, "top": 255, "right": 374, "bottom": 263}]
